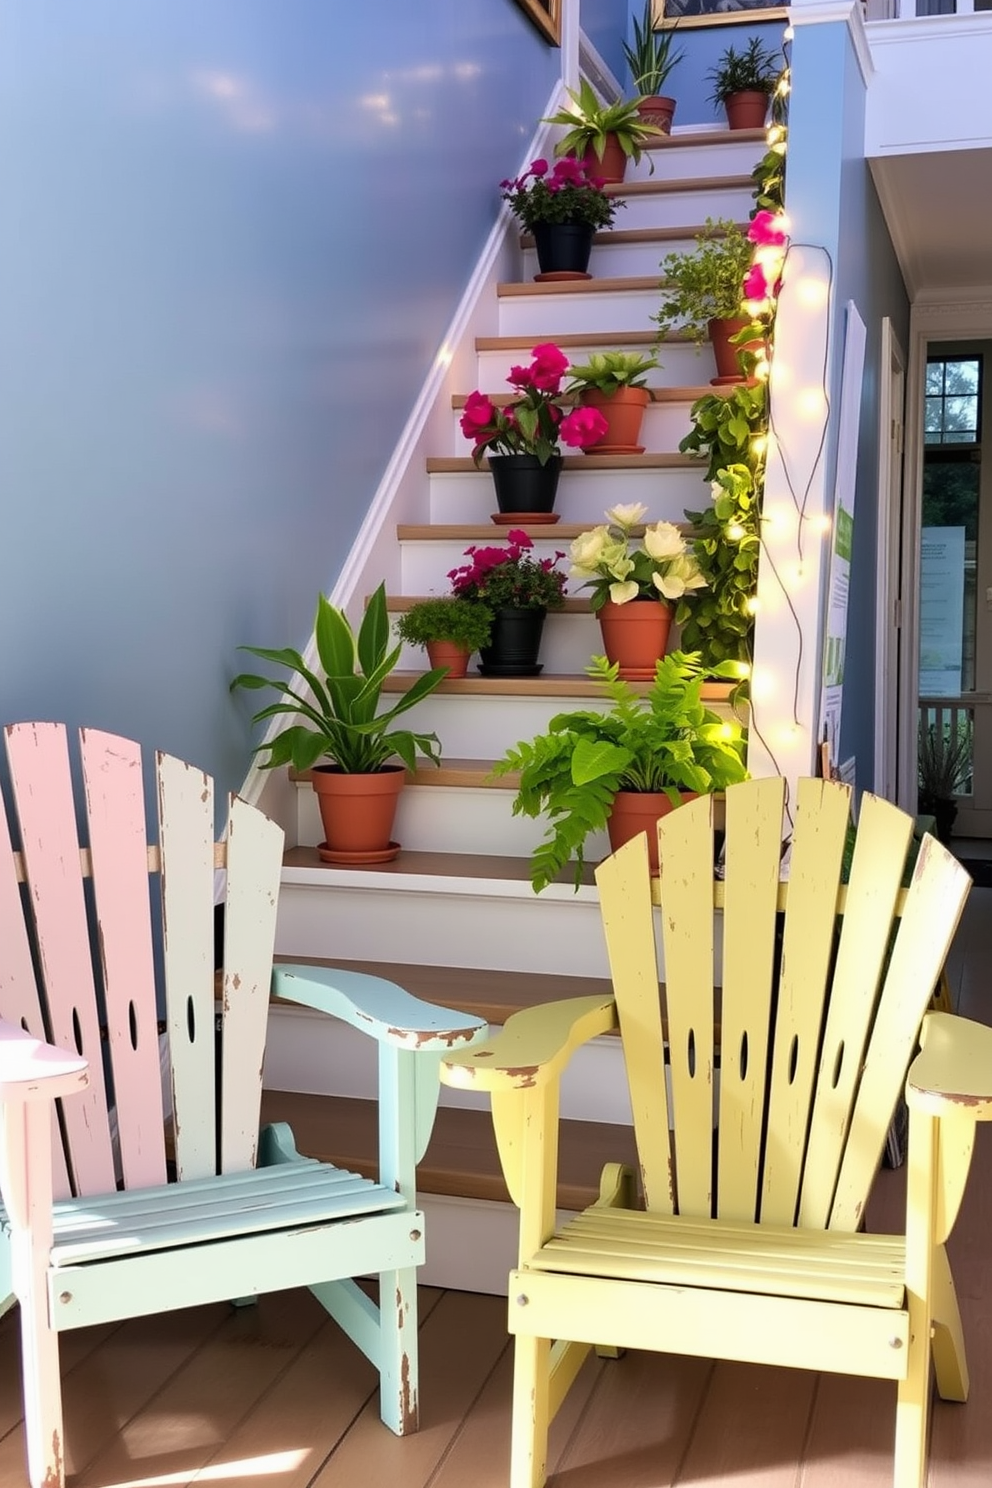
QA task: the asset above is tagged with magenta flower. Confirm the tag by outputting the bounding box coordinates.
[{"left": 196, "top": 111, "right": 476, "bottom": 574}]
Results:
[
  {"left": 528, "top": 342, "right": 570, "bottom": 393},
  {"left": 459, "top": 390, "right": 497, "bottom": 439},
  {"left": 748, "top": 210, "right": 788, "bottom": 248},
  {"left": 559, "top": 405, "right": 609, "bottom": 449},
  {"left": 743, "top": 263, "right": 771, "bottom": 302},
  {"left": 530, "top": 158, "right": 549, "bottom": 177},
  {"left": 508, "top": 363, "right": 534, "bottom": 389}
]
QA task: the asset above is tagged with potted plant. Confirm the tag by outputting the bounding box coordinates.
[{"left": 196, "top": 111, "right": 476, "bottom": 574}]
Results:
[
  {"left": 501, "top": 156, "right": 625, "bottom": 280},
  {"left": 460, "top": 342, "right": 607, "bottom": 520},
  {"left": 541, "top": 78, "right": 662, "bottom": 183},
  {"left": 447, "top": 529, "right": 567, "bottom": 676},
  {"left": 395, "top": 596, "right": 494, "bottom": 680},
  {"left": 918, "top": 722, "right": 972, "bottom": 844},
  {"left": 654, "top": 217, "right": 760, "bottom": 382},
  {"left": 230, "top": 583, "right": 448, "bottom": 864},
  {"left": 623, "top": 2, "right": 684, "bottom": 136},
  {"left": 565, "top": 349, "right": 659, "bottom": 454},
  {"left": 492, "top": 651, "right": 748, "bottom": 891},
  {"left": 569, "top": 502, "right": 706, "bottom": 678},
  {"left": 706, "top": 36, "right": 781, "bottom": 131}
]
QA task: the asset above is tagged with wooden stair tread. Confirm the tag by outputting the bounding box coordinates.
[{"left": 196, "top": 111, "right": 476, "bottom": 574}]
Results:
[
  {"left": 377, "top": 671, "right": 735, "bottom": 699},
  {"left": 426, "top": 453, "right": 698, "bottom": 473},
  {"left": 497, "top": 274, "right": 666, "bottom": 297},
  {"left": 396, "top": 523, "right": 689, "bottom": 541},
  {"left": 643, "top": 127, "right": 766, "bottom": 150},
  {"left": 259, "top": 1091, "right": 636, "bottom": 1210},
  {"left": 450, "top": 389, "right": 729, "bottom": 408},
  {"left": 282, "top": 844, "right": 597, "bottom": 886},
  {"left": 478, "top": 330, "right": 682, "bottom": 350},
  {"left": 521, "top": 222, "right": 748, "bottom": 249},
  {"left": 273, "top": 954, "right": 611, "bottom": 1025},
  {"left": 605, "top": 173, "right": 755, "bottom": 198}
]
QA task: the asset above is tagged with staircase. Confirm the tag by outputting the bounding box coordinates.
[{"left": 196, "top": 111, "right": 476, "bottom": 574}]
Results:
[{"left": 261, "top": 127, "right": 767, "bottom": 1295}]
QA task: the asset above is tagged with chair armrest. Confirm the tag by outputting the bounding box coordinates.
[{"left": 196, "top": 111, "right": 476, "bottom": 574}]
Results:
[
  {"left": 271, "top": 964, "right": 487, "bottom": 1052},
  {"left": 906, "top": 1011, "right": 992, "bottom": 1120},
  {"left": 0, "top": 1018, "right": 89, "bottom": 1103},
  {"left": 441, "top": 993, "right": 618, "bottom": 1093}
]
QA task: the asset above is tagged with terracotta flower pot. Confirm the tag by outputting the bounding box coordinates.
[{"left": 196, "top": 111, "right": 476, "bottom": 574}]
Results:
[
  {"left": 425, "top": 640, "right": 471, "bottom": 679},
  {"left": 311, "top": 765, "right": 406, "bottom": 864},
  {"left": 580, "top": 135, "right": 627, "bottom": 185},
  {"left": 597, "top": 598, "right": 673, "bottom": 680},
  {"left": 580, "top": 386, "right": 651, "bottom": 455},
  {"left": 636, "top": 95, "right": 676, "bottom": 136},
  {"left": 724, "top": 91, "right": 770, "bottom": 131},
  {"left": 606, "top": 789, "right": 697, "bottom": 874},
  {"left": 708, "top": 317, "right": 764, "bottom": 385}
]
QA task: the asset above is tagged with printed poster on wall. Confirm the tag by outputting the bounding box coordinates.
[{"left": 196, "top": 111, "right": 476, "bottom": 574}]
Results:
[
  {"left": 918, "top": 526, "right": 966, "bottom": 695},
  {"left": 818, "top": 302, "right": 867, "bottom": 779}
]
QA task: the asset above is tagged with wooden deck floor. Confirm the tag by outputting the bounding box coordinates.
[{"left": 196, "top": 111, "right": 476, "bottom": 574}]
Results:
[{"left": 1, "top": 891, "right": 990, "bottom": 1488}]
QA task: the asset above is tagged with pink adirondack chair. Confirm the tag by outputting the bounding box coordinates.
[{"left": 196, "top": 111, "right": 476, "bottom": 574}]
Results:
[{"left": 0, "top": 723, "right": 486, "bottom": 1488}]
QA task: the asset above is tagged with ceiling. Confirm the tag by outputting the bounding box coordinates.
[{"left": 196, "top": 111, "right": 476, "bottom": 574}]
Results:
[{"left": 869, "top": 146, "right": 992, "bottom": 299}]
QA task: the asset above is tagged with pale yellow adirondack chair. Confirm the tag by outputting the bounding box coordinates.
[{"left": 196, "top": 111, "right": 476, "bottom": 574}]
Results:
[{"left": 442, "top": 776, "right": 992, "bottom": 1488}]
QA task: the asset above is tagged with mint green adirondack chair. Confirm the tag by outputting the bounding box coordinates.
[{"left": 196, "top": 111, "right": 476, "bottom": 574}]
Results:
[{"left": 0, "top": 723, "right": 486, "bottom": 1488}]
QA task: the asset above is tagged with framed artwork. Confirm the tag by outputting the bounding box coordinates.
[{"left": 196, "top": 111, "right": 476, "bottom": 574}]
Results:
[
  {"left": 654, "top": 0, "right": 787, "bottom": 24},
  {"left": 513, "top": 0, "right": 562, "bottom": 45}
]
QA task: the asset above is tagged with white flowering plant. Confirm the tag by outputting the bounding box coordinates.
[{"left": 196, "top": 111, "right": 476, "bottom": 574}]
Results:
[{"left": 569, "top": 503, "right": 706, "bottom": 612}]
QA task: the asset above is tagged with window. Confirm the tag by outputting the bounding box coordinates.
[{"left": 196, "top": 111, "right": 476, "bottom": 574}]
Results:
[{"left": 925, "top": 356, "right": 981, "bottom": 445}]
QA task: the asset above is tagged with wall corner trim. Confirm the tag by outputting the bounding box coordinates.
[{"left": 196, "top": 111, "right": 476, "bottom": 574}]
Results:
[{"left": 791, "top": 0, "right": 874, "bottom": 86}]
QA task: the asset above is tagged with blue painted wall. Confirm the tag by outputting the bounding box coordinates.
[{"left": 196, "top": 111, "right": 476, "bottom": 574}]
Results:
[
  {"left": 650, "top": 16, "right": 787, "bottom": 128},
  {"left": 785, "top": 19, "right": 909, "bottom": 790},
  {"left": 0, "top": 0, "right": 560, "bottom": 803},
  {"left": 583, "top": 0, "right": 630, "bottom": 82}
]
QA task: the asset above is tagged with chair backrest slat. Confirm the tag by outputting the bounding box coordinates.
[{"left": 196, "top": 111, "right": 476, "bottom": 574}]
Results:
[
  {"left": 80, "top": 729, "right": 167, "bottom": 1190},
  {"left": 219, "top": 795, "right": 284, "bottom": 1172},
  {"left": 760, "top": 778, "right": 851, "bottom": 1226},
  {"left": 829, "top": 830, "right": 971, "bottom": 1229},
  {"left": 597, "top": 834, "right": 675, "bottom": 1212},
  {"left": 157, "top": 750, "right": 218, "bottom": 1181},
  {"left": 716, "top": 775, "right": 787, "bottom": 1221},
  {"left": 5, "top": 722, "right": 117, "bottom": 1196},
  {"left": 798, "top": 790, "right": 913, "bottom": 1228},
  {"left": 656, "top": 795, "right": 717, "bottom": 1217}
]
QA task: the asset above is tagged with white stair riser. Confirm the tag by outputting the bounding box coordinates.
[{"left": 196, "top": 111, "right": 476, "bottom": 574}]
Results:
[
  {"left": 295, "top": 775, "right": 612, "bottom": 858},
  {"left": 429, "top": 465, "right": 710, "bottom": 524},
  {"left": 448, "top": 399, "right": 698, "bottom": 457},
  {"left": 264, "top": 1003, "right": 632, "bottom": 1124},
  {"left": 276, "top": 878, "right": 613, "bottom": 976},
  {"left": 604, "top": 184, "right": 756, "bottom": 233},
  {"left": 625, "top": 139, "right": 767, "bottom": 183},
  {"left": 524, "top": 236, "right": 700, "bottom": 279},
  {"left": 477, "top": 339, "right": 714, "bottom": 389},
  {"left": 498, "top": 287, "right": 663, "bottom": 338},
  {"left": 400, "top": 533, "right": 692, "bottom": 594}
]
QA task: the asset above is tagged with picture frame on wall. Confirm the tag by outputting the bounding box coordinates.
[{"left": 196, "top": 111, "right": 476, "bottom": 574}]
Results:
[
  {"left": 653, "top": 0, "right": 787, "bottom": 24},
  {"left": 513, "top": 0, "right": 562, "bottom": 45}
]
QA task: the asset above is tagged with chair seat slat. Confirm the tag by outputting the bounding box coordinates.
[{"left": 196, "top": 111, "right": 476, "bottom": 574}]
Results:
[
  {"left": 532, "top": 1209, "right": 905, "bottom": 1308},
  {"left": 35, "top": 1162, "right": 406, "bottom": 1264}
]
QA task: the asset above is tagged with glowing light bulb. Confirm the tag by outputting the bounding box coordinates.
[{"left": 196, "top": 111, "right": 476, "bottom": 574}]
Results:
[
  {"left": 797, "top": 276, "right": 830, "bottom": 310},
  {"left": 751, "top": 434, "right": 768, "bottom": 457},
  {"left": 746, "top": 595, "right": 762, "bottom": 616},
  {"left": 745, "top": 298, "right": 770, "bottom": 318},
  {"left": 809, "top": 512, "right": 833, "bottom": 535},
  {"left": 770, "top": 142, "right": 787, "bottom": 156},
  {"left": 783, "top": 24, "right": 795, "bottom": 38},
  {"left": 776, "top": 722, "right": 803, "bottom": 748},
  {"left": 750, "top": 663, "right": 775, "bottom": 697},
  {"left": 798, "top": 387, "right": 826, "bottom": 420},
  {"left": 766, "top": 124, "right": 785, "bottom": 145},
  {"left": 726, "top": 522, "right": 745, "bottom": 542}
]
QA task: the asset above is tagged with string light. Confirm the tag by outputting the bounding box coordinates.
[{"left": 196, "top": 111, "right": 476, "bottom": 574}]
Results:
[{"left": 726, "top": 521, "right": 745, "bottom": 542}]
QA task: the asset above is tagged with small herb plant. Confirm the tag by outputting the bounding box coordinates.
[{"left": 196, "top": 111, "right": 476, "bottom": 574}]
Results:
[
  {"left": 655, "top": 218, "right": 756, "bottom": 345},
  {"left": 447, "top": 530, "right": 568, "bottom": 612},
  {"left": 542, "top": 79, "right": 661, "bottom": 168},
  {"left": 566, "top": 350, "right": 658, "bottom": 396},
  {"left": 230, "top": 583, "right": 447, "bottom": 774},
  {"left": 395, "top": 597, "right": 493, "bottom": 654},
  {"left": 492, "top": 651, "right": 748, "bottom": 892},
  {"left": 707, "top": 36, "right": 781, "bottom": 107},
  {"left": 623, "top": 3, "right": 683, "bottom": 96},
  {"left": 500, "top": 156, "right": 623, "bottom": 232}
]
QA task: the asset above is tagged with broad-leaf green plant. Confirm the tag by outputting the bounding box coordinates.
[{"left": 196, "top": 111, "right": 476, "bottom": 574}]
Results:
[
  {"left": 492, "top": 651, "right": 748, "bottom": 892},
  {"left": 622, "top": 3, "right": 684, "bottom": 96},
  {"left": 231, "top": 583, "right": 447, "bottom": 774},
  {"left": 565, "top": 350, "right": 658, "bottom": 396},
  {"left": 542, "top": 79, "right": 662, "bottom": 168}
]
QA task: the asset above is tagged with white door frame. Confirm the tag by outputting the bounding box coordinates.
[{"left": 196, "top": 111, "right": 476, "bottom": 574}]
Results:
[
  {"left": 875, "top": 318, "right": 906, "bottom": 805},
  {"left": 903, "top": 291, "right": 992, "bottom": 818}
]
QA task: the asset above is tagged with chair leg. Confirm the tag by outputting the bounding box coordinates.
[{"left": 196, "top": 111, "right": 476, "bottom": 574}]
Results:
[
  {"left": 511, "top": 1334, "right": 551, "bottom": 1488},
  {"left": 377, "top": 1266, "right": 419, "bottom": 1435},
  {"left": 931, "top": 1244, "right": 969, "bottom": 1402},
  {"left": 894, "top": 1291, "right": 932, "bottom": 1488},
  {"left": 19, "top": 1289, "right": 65, "bottom": 1488}
]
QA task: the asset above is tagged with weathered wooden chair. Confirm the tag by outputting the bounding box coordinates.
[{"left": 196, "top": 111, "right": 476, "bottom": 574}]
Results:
[
  {"left": 0, "top": 722, "right": 485, "bottom": 1488},
  {"left": 442, "top": 776, "right": 992, "bottom": 1488}
]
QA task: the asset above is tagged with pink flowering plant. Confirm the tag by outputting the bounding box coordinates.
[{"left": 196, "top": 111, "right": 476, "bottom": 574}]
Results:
[
  {"left": 500, "top": 156, "right": 623, "bottom": 231},
  {"left": 447, "top": 530, "right": 568, "bottom": 612},
  {"left": 460, "top": 342, "right": 608, "bottom": 467}
]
